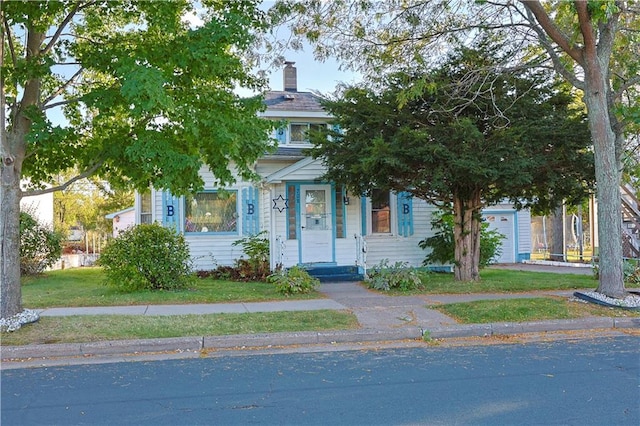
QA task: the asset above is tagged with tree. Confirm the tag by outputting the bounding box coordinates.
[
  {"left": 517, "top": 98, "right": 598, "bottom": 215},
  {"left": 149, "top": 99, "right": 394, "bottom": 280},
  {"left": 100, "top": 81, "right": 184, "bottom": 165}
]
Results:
[
  {"left": 1, "top": 0, "right": 275, "bottom": 320},
  {"left": 53, "top": 176, "right": 134, "bottom": 237},
  {"left": 269, "top": 0, "right": 639, "bottom": 297},
  {"left": 310, "top": 41, "right": 593, "bottom": 281}
]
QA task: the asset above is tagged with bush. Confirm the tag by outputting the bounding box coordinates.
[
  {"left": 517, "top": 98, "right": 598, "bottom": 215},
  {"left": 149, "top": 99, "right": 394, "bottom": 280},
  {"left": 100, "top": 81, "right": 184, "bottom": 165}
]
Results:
[
  {"left": 366, "top": 259, "right": 423, "bottom": 291},
  {"left": 268, "top": 266, "right": 319, "bottom": 295},
  {"left": 623, "top": 259, "right": 640, "bottom": 286},
  {"left": 98, "top": 223, "right": 195, "bottom": 292},
  {"left": 230, "top": 231, "right": 270, "bottom": 281},
  {"left": 419, "top": 210, "right": 504, "bottom": 268},
  {"left": 20, "top": 211, "right": 63, "bottom": 275}
]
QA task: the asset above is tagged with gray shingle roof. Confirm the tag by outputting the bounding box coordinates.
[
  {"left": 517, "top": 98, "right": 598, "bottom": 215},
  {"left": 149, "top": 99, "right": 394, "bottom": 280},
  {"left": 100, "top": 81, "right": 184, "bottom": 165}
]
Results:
[{"left": 264, "top": 91, "right": 324, "bottom": 112}]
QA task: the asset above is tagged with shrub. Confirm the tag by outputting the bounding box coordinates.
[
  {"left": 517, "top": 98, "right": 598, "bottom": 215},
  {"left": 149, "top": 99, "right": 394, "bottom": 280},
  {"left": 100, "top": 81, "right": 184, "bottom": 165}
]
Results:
[
  {"left": 623, "top": 259, "right": 640, "bottom": 286},
  {"left": 419, "top": 210, "right": 504, "bottom": 268},
  {"left": 268, "top": 266, "right": 319, "bottom": 295},
  {"left": 230, "top": 231, "right": 270, "bottom": 281},
  {"left": 98, "top": 223, "right": 195, "bottom": 292},
  {"left": 366, "top": 259, "right": 423, "bottom": 291},
  {"left": 20, "top": 211, "right": 63, "bottom": 275}
]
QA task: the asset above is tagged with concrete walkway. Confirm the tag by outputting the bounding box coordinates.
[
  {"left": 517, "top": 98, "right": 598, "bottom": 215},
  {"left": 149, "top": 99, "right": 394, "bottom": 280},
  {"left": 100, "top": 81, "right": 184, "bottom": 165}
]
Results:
[{"left": 2, "top": 263, "right": 639, "bottom": 364}]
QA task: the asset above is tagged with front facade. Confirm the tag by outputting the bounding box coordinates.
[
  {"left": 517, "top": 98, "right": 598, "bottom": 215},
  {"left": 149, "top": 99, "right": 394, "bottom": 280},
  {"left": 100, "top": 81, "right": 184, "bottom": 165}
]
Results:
[{"left": 136, "top": 63, "right": 531, "bottom": 275}]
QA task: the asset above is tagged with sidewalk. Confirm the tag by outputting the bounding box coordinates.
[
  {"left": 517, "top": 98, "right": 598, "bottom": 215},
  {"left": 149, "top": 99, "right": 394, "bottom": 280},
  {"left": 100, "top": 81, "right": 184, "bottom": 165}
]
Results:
[{"left": 2, "top": 264, "right": 639, "bottom": 364}]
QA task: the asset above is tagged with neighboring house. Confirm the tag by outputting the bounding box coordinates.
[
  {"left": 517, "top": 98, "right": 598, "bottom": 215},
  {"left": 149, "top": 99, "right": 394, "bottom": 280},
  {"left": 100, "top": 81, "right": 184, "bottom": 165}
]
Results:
[
  {"left": 105, "top": 207, "right": 135, "bottom": 237},
  {"left": 135, "top": 63, "right": 531, "bottom": 278},
  {"left": 20, "top": 185, "right": 54, "bottom": 228}
]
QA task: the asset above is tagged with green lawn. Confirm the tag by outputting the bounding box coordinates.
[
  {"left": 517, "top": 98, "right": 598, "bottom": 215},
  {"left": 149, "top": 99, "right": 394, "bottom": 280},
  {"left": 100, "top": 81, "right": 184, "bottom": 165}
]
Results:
[
  {"left": 432, "top": 297, "right": 640, "bottom": 324},
  {"left": 4, "top": 266, "right": 625, "bottom": 348},
  {"left": 1, "top": 310, "right": 359, "bottom": 346},
  {"left": 406, "top": 268, "right": 597, "bottom": 294},
  {"left": 21, "top": 267, "right": 322, "bottom": 308}
]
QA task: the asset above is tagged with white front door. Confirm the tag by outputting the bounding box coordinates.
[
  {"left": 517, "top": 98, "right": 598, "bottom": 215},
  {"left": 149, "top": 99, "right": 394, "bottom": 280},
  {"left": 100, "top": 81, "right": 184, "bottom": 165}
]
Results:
[{"left": 300, "top": 185, "right": 333, "bottom": 263}]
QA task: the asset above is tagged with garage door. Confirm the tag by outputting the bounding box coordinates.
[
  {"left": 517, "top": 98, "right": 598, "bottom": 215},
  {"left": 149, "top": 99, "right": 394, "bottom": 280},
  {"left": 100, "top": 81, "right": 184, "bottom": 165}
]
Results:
[{"left": 483, "top": 213, "right": 515, "bottom": 263}]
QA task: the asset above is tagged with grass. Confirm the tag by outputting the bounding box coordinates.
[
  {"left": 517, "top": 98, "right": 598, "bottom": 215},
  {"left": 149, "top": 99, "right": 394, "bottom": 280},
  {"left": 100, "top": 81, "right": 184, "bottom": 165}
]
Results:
[
  {"left": 392, "top": 268, "right": 597, "bottom": 295},
  {"left": 21, "top": 267, "right": 321, "bottom": 308},
  {"left": 6, "top": 266, "right": 631, "bottom": 347},
  {"left": 0, "top": 310, "right": 359, "bottom": 346},
  {"left": 432, "top": 297, "right": 640, "bottom": 324}
]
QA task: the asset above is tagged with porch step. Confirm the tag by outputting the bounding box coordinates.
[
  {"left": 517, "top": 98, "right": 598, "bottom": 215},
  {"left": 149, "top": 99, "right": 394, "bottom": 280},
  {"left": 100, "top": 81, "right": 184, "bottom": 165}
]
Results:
[{"left": 304, "top": 265, "right": 364, "bottom": 282}]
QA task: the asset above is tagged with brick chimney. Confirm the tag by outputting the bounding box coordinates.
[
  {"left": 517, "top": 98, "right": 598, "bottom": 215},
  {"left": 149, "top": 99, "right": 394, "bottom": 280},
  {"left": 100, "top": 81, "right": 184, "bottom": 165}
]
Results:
[{"left": 283, "top": 61, "right": 297, "bottom": 92}]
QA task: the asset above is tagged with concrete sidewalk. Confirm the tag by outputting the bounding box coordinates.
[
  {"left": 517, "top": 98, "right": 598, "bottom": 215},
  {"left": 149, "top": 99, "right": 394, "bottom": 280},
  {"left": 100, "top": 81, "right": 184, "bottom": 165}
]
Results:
[{"left": 3, "top": 279, "right": 639, "bottom": 365}]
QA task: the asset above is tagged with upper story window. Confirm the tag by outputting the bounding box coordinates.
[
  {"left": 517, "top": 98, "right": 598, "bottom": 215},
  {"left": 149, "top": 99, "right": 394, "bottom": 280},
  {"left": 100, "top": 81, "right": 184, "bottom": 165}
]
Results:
[
  {"left": 139, "top": 191, "right": 152, "bottom": 224},
  {"left": 277, "top": 123, "right": 327, "bottom": 145},
  {"left": 185, "top": 191, "right": 237, "bottom": 233}
]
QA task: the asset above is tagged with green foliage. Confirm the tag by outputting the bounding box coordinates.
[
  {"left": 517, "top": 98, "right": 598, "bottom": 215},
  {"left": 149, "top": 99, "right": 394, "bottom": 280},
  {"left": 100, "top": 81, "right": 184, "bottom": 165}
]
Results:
[
  {"left": 4, "top": 1, "right": 275, "bottom": 197},
  {"left": 311, "top": 39, "right": 594, "bottom": 212},
  {"left": 230, "top": 232, "right": 271, "bottom": 281},
  {"left": 419, "top": 210, "right": 505, "bottom": 268},
  {"left": 366, "top": 260, "right": 423, "bottom": 292},
  {"left": 268, "top": 266, "right": 319, "bottom": 295},
  {"left": 98, "top": 223, "right": 195, "bottom": 292},
  {"left": 199, "top": 232, "right": 271, "bottom": 281},
  {"left": 54, "top": 177, "right": 134, "bottom": 236},
  {"left": 623, "top": 259, "right": 640, "bottom": 286},
  {"left": 19, "top": 211, "right": 63, "bottom": 275}
]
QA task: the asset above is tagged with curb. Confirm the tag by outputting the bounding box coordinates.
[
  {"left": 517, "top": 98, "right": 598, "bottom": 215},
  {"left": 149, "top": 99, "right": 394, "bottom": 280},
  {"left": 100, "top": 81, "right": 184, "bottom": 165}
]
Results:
[{"left": 2, "top": 317, "right": 638, "bottom": 362}]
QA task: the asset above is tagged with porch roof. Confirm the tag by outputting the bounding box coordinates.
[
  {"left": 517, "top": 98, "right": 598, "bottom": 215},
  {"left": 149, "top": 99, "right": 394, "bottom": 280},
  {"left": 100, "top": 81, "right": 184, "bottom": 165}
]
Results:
[{"left": 264, "top": 157, "right": 324, "bottom": 183}]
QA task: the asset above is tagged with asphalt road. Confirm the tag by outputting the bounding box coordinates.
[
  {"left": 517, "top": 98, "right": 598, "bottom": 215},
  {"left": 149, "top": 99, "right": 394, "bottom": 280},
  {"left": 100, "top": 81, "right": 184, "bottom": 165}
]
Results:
[{"left": 2, "top": 336, "right": 638, "bottom": 425}]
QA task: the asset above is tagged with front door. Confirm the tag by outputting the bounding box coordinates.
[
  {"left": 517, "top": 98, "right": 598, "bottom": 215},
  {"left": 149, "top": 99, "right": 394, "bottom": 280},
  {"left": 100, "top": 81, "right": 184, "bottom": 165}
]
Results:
[{"left": 300, "top": 185, "right": 333, "bottom": 263}]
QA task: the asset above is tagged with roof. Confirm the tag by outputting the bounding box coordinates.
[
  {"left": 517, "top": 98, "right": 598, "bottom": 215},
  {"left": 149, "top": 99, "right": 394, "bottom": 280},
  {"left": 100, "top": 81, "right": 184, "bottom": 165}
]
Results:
[
  {"left": 265, "top": 147, "right": 306, "bottom": 158},
  {"left": 104, "top": 207, "right": 135, "bottom": 220},
  {"left": 264, "top": 91, "right": 324, "bottom": 112}
]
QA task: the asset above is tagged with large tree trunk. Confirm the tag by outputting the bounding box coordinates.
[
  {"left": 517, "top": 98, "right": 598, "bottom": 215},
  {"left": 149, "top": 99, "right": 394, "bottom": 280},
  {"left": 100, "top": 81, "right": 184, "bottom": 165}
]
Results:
[
  {"left": 0, "top": 155, "right": 23, "bottom": 319},
  {"left": 549, "top": 205, "right": 565, "bottom": 262},
  {"left": 583, "top": 66, "right": 625, "bottom": 298},
  {"left": 453, "top": 190, "right": 482, "bottom": 282},
  {"left": 1, "top": 26, "right": 43, "bottom": 319}
]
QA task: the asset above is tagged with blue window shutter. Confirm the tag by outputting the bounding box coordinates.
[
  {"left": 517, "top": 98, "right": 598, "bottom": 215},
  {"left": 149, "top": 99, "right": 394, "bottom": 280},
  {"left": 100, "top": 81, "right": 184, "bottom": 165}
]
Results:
[
  {"left": 162, "top": 192, "right": 180, "bottom": 231},
  {"left": 242, "top": 187, "right": 259, "bottom": 236},
  {"left": 397, "top": 192, "right": 414, "bottom": 237},
  {"left": 276, "top": 126, "right": 287, "bottom": 144},
  {"left": 360, "top": 197, "right": 367, "bottom": 236}
]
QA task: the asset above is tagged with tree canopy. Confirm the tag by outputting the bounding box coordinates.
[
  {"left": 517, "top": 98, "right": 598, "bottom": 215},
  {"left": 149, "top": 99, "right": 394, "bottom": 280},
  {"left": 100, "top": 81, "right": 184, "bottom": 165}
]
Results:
[
  {"left": 270, "top": 0, "right": 639, "bottom": 297},
  {"left": 1, "top": 0, "right": 274, "bottom": 320},
  {"left": 311, "top": 40, "right": 593, "bottom": 280}
]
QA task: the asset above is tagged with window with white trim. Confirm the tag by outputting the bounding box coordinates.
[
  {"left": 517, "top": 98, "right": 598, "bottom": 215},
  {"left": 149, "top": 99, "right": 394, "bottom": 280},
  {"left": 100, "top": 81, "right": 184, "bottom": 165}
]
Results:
[
  {"left": 288, "top": 123, "right": 326, "bottom": 144},
  {"left": 139, "top": 191, "right": 152, "bottom": 224},
  {"left": 371, "top": 189, "right": 391, "bottom": 234},
  {"left": 185, "top": 191, "right": 237, "bottom": 233}
]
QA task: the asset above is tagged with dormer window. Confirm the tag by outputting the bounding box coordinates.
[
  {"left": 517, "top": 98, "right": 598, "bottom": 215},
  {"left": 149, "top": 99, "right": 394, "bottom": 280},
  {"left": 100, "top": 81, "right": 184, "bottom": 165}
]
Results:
[{"left": 276, "top": 122, "right": 327, "bottom": 145}]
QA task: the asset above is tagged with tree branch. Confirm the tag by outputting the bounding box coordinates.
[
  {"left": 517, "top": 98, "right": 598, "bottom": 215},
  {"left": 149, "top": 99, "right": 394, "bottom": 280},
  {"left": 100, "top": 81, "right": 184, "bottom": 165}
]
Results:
[
  {"left": 2, "top": 14, "right": 17, "bottom": 67},
  {"left": 575, "top": 1, "right": 598, "bottom": 58},
  {"left": 42, "top": 67, "right": 84, "bottom": 106},
  {"left": 513, "top": 4, "right": 584, "bottom": 89},
  {"left": 41, "top": 1, "right": 96, "bottom": 56},
  {"left": 520, "top": 0, "right": 584, "bottom": 65},
  {"left": 21, "top": 162, "right": 103, "bottom": 196}
]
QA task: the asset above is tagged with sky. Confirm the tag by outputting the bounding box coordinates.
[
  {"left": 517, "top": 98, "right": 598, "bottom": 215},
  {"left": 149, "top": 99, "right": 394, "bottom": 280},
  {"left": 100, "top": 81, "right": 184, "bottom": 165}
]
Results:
[{"left": 258, "top": 52, "right": 360, "bottom": 95}]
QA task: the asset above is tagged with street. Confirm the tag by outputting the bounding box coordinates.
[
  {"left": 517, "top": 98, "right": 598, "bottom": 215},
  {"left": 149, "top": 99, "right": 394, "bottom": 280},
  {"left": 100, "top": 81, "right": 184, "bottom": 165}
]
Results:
[{"left": 2, "top": 335, "right": 638, "bottom": 425}]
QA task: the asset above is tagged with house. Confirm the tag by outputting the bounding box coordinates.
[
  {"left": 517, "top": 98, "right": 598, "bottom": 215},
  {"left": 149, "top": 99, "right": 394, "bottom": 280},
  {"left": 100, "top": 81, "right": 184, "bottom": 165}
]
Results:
[
  {"left": 20, "top": 184, "right": 54, "bottom": 228},
  {"left": 135, "top": 63, "right": 531, "bottom": 278},
  {"left": 105, "top": 207, "right": 135, "bottom": 237}
]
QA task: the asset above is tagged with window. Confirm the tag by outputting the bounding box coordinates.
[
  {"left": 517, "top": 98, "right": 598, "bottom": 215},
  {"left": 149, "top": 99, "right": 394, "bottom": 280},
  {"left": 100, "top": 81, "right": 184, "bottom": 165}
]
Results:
[
  {"left": 185, "top": 192, "right": 237, "bottom": 233},
  {"left": 289, "top": 123, "right": 326, "bottom": 144},
  {"left": 139, "top": 191, "right": 152, "bottom": 224},
  {"left": 371, "top": 190, "right": 391, "bottom": 233}
]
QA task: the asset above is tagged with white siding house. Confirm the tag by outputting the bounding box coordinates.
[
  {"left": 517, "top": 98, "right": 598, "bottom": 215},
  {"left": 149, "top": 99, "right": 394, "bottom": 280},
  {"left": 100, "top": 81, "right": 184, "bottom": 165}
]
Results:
[{"left": 135, "top": 63, "right": 531, "bottom": 278}]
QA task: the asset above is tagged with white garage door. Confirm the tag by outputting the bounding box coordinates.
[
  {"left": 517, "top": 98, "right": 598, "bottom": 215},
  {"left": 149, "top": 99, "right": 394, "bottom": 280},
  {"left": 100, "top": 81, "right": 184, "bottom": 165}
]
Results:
[{"left": 483, "top": 213, "right": 515, "bottom": 263}]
